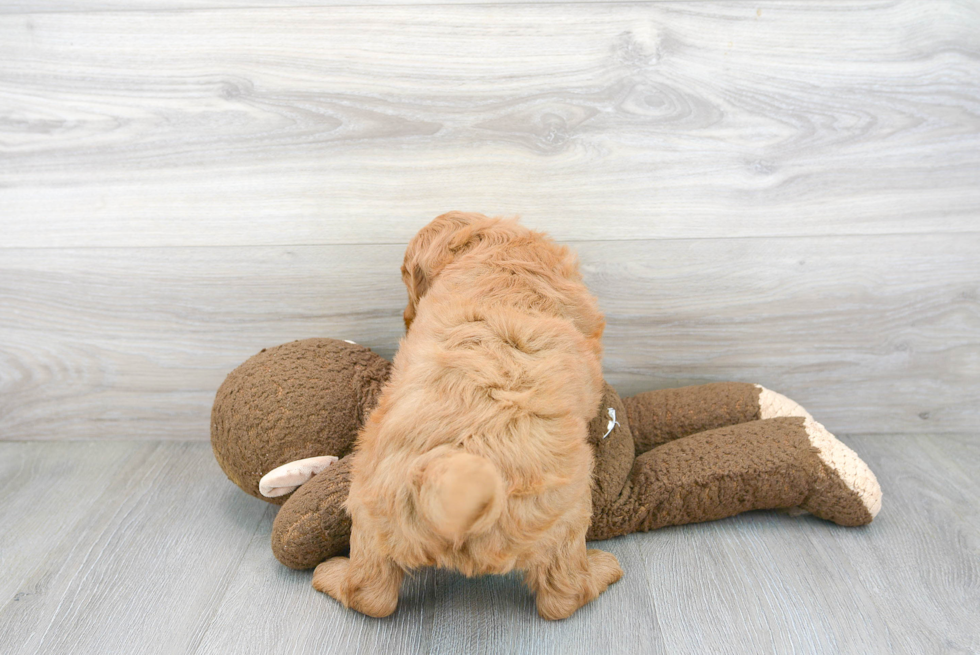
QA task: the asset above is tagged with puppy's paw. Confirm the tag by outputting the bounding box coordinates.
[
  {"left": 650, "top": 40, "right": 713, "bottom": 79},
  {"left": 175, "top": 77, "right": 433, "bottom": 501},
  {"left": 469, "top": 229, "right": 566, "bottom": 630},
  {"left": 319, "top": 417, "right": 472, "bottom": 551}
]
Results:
[
  {"left": 312, "top": 556, "right": 400, "bottom": 618},
  {"left": 587, "top": 549, "right": 623, "bottom": 590},
  {"left": 535, "top": 550, "right": 624, "bottom": 620},
  {"left": 312, "top": 556, "right": 350, "bottom": 601},
  {"left": 536, "top": 589, "right": 582, "bottom": 621}
]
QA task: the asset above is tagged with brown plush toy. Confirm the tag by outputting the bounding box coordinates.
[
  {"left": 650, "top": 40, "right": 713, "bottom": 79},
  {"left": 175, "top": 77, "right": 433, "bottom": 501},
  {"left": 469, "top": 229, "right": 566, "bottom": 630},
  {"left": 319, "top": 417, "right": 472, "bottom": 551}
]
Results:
[{"left": 212, "top": 338, "right": 882, "bottom": 570}]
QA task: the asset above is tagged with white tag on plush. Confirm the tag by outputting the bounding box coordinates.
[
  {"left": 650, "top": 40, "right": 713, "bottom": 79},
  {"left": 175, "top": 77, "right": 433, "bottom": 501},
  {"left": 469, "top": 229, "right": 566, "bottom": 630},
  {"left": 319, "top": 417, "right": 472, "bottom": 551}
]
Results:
[
  {"left": 602, "top": 408, "right": 620, "bottom": 439},
  {"left": 258, "top": 455, "right": 339, "bottom": 497}
]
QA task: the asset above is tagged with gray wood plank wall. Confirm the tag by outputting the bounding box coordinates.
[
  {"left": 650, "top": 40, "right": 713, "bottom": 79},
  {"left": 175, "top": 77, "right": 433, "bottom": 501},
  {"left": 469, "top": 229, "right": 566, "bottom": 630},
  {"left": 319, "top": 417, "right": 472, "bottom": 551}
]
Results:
[{"left": 1, "top": 1, "right": 978, "bottom": 440}]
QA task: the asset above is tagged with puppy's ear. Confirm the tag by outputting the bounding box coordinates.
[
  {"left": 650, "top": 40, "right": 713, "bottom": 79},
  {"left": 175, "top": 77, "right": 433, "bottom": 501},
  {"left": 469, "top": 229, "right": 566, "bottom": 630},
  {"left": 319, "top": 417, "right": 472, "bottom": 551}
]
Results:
[
  {"left": 400, "top": 261, "right": 428, "bottom": 330},
  {"left": 401, "top": 212, "right": 490, "bottom": 330}
]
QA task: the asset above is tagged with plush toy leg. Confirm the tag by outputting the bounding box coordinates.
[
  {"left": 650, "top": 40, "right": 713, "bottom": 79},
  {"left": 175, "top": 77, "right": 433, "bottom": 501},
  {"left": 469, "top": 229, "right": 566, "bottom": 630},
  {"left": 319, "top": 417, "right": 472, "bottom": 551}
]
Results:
[
  {"left": 313, "top": 527, "right": 404, "bottom": 618},
  {"left": 622, "top": 382, "right": 765, "bottom": 455},
  {"left": 271, "top": 456, "right": 353, "bottom": 570},
  {"left": 587, "top": 416, "right": 881, "bottom": 541}
]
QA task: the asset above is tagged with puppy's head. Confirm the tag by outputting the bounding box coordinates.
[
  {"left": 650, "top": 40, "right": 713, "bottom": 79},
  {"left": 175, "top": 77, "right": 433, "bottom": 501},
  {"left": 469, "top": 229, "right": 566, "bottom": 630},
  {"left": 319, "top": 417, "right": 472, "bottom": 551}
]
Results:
[{"left": 401, "top": 211, "right": 498, "bottom": 330}]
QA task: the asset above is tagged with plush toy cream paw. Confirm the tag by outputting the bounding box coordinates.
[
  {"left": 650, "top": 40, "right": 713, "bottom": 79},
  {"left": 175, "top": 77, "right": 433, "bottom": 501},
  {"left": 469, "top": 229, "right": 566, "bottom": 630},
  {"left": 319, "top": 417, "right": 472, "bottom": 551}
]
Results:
[{"left": 259, "top": 455, "right": 339, "bottom": 498}]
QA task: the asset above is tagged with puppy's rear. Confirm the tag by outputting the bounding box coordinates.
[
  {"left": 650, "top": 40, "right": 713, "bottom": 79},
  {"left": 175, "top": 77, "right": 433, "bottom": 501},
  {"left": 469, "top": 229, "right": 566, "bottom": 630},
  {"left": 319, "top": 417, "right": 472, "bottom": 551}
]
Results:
[
  {"left": 313, "top": 212, "right": 622, "bottom": 620},
  {"left": 417, "top": 451, "right": 505, "bottom": 543}
]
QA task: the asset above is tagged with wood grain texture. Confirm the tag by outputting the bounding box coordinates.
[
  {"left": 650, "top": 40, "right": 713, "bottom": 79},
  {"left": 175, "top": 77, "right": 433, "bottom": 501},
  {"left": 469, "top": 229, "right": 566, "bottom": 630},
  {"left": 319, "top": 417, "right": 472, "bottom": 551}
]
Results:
[
  {"left": 1, "top": 233, "right": 976, "bottom": 440},
  {"left": 0, "top": 441, "right": 271, "bottom": 654},
  {"left": 0, "top": 441, "right": 144, "bottom": 604},
  {"left": 1, "top": 1, "right": 978, "bottom": 247},
  {"left": 1, "top": 0, "right": 750, "bottom": 13},
  {"left": 0, "top": 435, "right": 976, "bottom": 654}
]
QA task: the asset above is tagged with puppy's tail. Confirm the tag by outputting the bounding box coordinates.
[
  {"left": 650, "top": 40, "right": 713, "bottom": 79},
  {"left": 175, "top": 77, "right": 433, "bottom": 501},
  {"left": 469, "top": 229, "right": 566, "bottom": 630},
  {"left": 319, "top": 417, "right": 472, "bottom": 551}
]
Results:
[{"left": 417, "top": 451, "right": 505, "bottom": 543}]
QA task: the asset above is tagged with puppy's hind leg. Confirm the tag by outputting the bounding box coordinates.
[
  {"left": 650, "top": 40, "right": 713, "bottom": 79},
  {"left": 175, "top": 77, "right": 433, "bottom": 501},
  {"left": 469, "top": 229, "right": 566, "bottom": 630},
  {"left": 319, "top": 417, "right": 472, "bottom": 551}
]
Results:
[
  {"left": 313, "top": 526, "right": 404, "bottom": 618},
  {"left": 524, "top": 533, "right": 623, "bottom": 620}
]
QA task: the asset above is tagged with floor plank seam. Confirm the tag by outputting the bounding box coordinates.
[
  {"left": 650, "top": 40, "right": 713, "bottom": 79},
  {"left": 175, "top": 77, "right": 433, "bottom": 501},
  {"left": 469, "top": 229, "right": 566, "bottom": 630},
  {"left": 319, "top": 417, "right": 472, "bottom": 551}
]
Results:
[
  {"left": 28, "top": 442, "right": 165, "bottom": 652},
  {"left": 189, "top": 503, "right": 279, "bottom": 655}
]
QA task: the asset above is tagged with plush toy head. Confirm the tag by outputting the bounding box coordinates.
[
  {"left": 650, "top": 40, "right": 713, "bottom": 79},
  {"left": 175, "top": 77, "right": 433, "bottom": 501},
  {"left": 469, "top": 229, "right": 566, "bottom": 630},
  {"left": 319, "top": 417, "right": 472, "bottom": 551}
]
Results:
[{"left": 211, "top": 338, "right": 390, "bottom": 505}]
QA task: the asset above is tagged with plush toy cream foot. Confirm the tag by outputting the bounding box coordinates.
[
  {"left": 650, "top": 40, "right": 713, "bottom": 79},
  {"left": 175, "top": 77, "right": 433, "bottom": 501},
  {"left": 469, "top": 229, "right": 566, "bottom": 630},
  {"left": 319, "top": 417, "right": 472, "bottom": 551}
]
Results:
[
  {"left": 756, "top": 385, "right": 882, "bottom": 523},
  {"left": 211, "top": 339, "right": 882, "bottom": 571}
]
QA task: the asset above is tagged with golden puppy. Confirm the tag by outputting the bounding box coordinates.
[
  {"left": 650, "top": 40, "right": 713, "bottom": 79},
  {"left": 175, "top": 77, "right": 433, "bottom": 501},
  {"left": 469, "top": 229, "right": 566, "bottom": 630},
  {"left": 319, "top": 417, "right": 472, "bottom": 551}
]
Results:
[{"left": 313, "top": 212, "right": 622, "bottom": 620}]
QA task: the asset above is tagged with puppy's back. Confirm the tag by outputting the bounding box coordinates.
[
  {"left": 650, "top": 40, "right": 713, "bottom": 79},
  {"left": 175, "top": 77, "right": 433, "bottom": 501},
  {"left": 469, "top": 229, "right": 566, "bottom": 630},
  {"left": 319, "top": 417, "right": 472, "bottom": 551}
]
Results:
[{"left": 353, "top": 220, "right": 604, "bottom": 575}]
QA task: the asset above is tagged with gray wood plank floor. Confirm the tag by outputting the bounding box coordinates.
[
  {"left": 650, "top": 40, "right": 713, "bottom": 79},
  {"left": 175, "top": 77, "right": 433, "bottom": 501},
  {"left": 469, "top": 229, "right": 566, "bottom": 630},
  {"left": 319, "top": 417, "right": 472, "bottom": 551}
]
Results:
[{"left": 0, "top": 434, "right": 976, "bottom": 654}]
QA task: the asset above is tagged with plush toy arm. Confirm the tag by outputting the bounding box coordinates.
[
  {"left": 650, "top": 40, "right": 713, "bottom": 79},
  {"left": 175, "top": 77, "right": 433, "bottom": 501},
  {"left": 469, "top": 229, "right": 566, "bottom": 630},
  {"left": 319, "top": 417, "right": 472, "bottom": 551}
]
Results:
[
  {"left": 621, "top": 382, "right": 765, "bottom": 456},
  {"left": 587, "top": 417, "right": 881, "bottom": 542},
  {"left": 271, "top": 455, "right": 353, "bottom": 570}
]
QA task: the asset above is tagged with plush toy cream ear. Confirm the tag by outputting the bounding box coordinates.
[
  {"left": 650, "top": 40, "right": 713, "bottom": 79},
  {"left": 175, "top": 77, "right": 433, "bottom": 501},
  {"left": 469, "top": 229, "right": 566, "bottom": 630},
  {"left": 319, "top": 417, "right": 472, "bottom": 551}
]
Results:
[{"left": 259, "top": 456, "right": 339, "bottom": 498}]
